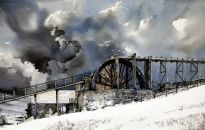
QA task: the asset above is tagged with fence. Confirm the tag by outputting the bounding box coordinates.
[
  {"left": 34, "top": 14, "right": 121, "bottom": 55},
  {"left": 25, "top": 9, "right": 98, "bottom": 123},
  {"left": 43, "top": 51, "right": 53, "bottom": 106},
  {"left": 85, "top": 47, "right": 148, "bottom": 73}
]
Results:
[{"left": 142, "top": 78, "right": 205, "bottom": 101}]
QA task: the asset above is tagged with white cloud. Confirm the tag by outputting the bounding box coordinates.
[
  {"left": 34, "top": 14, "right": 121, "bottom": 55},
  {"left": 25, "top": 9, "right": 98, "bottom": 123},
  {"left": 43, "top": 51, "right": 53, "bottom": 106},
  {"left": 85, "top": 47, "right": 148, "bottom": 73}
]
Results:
[
  {"left": 0, "top": 53, "right": 48, "bottom": 86},
  {"left": 172, "top": 18, "right": 189, "bottom": 39},
  {"left": 99, "top": 1, "right": 123, "bottom": 15},
  {"left": 138, "top": 17, "right": 152, "bottom": 31},
  {"left": 44, "top": 10, "right": 78, "bottom": 28},
  {"left": 123, "top": 21, "right": 130, "bottom": 27},
  {"left": 4, "top": 41, "right": 11, "bottom": 44}
]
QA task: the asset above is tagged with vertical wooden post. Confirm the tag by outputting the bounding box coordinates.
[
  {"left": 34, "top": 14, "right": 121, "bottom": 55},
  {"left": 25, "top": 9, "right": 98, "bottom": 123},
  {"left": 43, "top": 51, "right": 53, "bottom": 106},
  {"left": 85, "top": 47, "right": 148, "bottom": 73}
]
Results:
[
  {"left": 182, "top": 61, "right": 184, "bottom": 81},
  {"left": 64, "top": 78, "right": 67, "bottom": 86},
  {"left": 176, "top": 84, "right": 178, "bottom": 93},
  {"left": 35, "top": 85, "right": 37, "bottom": 93},
  {"left": 200, "top": 77, "right": 202, "bottom": 85},
  {"left": 34, "top": 94, "right": 37, "bottom": 119},
  {"left": 3, "top": 93, "right": 5, "bottom": 100},
  {"left": 144, "top": 58, "right": 152, "bottom": 89},
  {"left": 189, "top": 63, "right": 192, "bottom": 81},
  {"left": 13, "top": 89, "right": 15, "bottom": 98},
  {"left": 125, "top": 66, "right": 129, "bottom": 89},
  {"left": 73, "top": 76, "right": 76, "bottom": 83},
  {"left": 56, "top": 89, "right": 59, "bottom": 115},
  {"left": 197, "top": 63, "right": 199, "bottom": 80},
  {"left": 175, "top": 62, "right": 178, "bottom": 82},
  {"left": 187, "top": 83, "right": 189, "bottom": 90},
  {"left": 115, "top": 54, "right": 120, "bottom": 89},
  {"left": 140, "top": 91, "right": 143, "bottom": 102},
  {"left": 24, "top": 88, "right": 27, "bottom": 97},
  {"left": 55, "top": 81, "right": 57, "bottom": 89},
  {"left": 132, "top": 53, "right": 137, "bottom": 89}
]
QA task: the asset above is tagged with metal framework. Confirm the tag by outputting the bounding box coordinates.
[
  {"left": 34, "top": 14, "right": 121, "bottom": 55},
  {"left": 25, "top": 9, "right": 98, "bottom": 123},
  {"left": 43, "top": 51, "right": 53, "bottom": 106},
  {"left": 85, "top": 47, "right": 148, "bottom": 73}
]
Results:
[
  {"left": 92, "top": 55, "right": 205, "bottom": 91},
  {"left": 159, "top": 61, "right": 168, "bottom": 84},
  {"left": 189, "top": 61, "right": 199, "bottom": 80},
  {"left": 175, "top": 61, "right": 184, "bottom": 82},
  {"left": 1, "top": 55, "right": 204, "bottom": 103}
]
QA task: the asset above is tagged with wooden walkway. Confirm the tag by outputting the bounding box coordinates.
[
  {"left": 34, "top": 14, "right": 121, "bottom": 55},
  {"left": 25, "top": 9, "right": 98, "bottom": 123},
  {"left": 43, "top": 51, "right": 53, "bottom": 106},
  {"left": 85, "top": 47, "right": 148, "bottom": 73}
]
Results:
[{"left": 0, "top": 74, "right": 87, "bottom": 104}]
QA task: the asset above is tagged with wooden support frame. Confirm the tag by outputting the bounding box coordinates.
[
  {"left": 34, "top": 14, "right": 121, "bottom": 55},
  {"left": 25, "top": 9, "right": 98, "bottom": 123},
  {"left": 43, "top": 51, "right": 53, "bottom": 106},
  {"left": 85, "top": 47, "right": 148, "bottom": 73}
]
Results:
[
  {"left": 132, "top": 53, "right": 137, "bottom": 89},
  {"left": 115, "top": 54, "right": 120, "bottom": 89},
  {"left": 189, "top": 61, "right": 199, "bottom": 80},
  {"left": 175, "top": 61, "right": 184, "bottom": 82},
  {"left": 144, "top": 58, "right": 152, "bottom": 89},
  {"left": 159, "top": 61, "right": 168, "bottom": 84}
]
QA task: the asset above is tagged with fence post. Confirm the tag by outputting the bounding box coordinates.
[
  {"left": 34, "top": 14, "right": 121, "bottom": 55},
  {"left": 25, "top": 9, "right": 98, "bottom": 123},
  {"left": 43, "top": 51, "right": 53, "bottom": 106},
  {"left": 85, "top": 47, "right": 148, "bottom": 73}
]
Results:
[
  {"left": 64, "top": 78, "right": 67, "bottom": 86},
  {"left": 176, "top": 85, "right": 178, "bottom": 93},
  {"left": 200, "top": 79, "right": 202, "bottom": 85},
  {"left": 35, "top": 85, "right": 37, "bottom": 94},
  {"left": 2, "top": 93, "right": 5, "bottom": 100},
  {"left": 55, "top": 81, "right": 57, "bottom": 89},
  {"left": 166, "top": 89, "right": 167, "bottom": 97},
  {"left": 73, "top": 76, "right": 76, "bottom": 83},
  {"left": 13, "top": 89, "right": 16, "bottom": 98},
  {"left": 24, "top": 88, "right": 27, "bottom": 96},
  {"left": 187, "top": 83, "right": 188, "bottom": 90},
  {"left": 139, "top": 91, "right": 142, "bottom": 102}
]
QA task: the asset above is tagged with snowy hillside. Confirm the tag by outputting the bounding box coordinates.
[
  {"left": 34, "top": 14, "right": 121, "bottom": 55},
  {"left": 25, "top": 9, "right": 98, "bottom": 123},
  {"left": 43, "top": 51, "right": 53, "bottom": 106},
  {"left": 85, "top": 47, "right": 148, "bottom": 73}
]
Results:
[
  {"left": 2, "top": 85, "right": 205, "bottom": 130},
  {"left": 0, "top": 97, "right": 30, "bottom": 124},
  {"left": 0, "top": 90, "right": 75, "bottom": 124}
]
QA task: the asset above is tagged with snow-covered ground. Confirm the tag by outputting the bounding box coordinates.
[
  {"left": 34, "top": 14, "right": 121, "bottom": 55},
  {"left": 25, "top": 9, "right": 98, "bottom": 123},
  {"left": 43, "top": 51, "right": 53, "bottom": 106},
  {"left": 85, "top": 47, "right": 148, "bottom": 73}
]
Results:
[
  {"left": 1, "top": 85, "right": 205, "bottom": 130},
  {"left": 0, "top": 90, "right": 75, "bottom": 124},
  {"left": 0, "top": 97, "right": 30, "bottom": 124}
]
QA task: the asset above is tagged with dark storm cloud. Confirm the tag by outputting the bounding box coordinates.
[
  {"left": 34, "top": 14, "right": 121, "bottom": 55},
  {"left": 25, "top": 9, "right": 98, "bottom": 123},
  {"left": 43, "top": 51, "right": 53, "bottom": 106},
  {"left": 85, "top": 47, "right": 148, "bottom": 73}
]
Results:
[
  {"left": 0, "top": 0, "right": 81, "bottom": 70},
  {"left": 0, "top": 0, "right": 205, "bottom": 90}
]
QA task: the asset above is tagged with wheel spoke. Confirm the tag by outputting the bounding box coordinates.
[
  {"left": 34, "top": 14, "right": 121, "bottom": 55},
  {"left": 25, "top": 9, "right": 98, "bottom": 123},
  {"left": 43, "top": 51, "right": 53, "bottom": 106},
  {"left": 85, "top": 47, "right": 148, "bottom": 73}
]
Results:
[
  {"left": 93, "top": 59, "right": 144, "bottom": 90},
  {"left": 104, "top": 66, "right": 111, "bottom": 78},
  {"left": 96, "top": 82, "right": 112, "bottom": 87},
  {"left": 99, "top": 73, "right": 112, "bottom": 83}
]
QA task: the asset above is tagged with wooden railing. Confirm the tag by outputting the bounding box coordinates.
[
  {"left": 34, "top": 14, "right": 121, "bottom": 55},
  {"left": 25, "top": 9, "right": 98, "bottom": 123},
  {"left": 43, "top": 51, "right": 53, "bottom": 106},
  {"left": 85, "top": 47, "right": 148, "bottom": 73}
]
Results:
[{"left": 0, "top": 73, "right": 90, "bottom": 103}]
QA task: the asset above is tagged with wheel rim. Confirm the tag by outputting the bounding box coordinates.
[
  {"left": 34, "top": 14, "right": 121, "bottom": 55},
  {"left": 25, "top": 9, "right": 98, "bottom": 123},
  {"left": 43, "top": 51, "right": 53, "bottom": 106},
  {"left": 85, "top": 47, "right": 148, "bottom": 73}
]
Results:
[{"left": 91, "top": 59, "right": 145, "bottom": 90}]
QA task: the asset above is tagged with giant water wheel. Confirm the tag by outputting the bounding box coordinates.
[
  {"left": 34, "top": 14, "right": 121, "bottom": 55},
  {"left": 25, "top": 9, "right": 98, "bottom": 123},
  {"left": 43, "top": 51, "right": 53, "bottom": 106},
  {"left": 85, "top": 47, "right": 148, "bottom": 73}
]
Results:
[{"left": 91, "top": 58, "right": 146, "bottom": 91}]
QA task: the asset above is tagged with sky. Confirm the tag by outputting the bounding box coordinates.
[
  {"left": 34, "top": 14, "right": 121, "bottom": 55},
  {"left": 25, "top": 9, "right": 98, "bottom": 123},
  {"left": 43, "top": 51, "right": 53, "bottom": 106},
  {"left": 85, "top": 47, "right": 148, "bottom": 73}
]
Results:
[
  {"left": 40, "top": 0, "right": 205, "bottom": 57},
  {"left": 0, "top": 0, "right": 205, "bottom": 90}
]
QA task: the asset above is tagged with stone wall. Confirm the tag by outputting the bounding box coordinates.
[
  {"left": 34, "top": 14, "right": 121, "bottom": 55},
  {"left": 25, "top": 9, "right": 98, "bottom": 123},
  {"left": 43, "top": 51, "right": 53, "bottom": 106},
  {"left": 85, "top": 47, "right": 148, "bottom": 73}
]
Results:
[{"left": 77, "top": 89, "right": 153, "bottom": 111}]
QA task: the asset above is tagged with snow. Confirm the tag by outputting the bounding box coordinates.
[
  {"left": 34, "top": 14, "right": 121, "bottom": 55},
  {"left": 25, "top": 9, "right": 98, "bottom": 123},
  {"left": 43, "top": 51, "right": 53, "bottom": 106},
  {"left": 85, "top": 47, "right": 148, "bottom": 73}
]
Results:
[
  {"left": 2, "top": 85, "right": 205, "bottom": 130},
  {"left": 0, "top": 98, "right": 30, "bottom": 124},
  {"left": 0, "top": 90, "right": 75, "bottom": 124}
]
